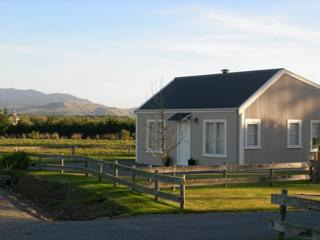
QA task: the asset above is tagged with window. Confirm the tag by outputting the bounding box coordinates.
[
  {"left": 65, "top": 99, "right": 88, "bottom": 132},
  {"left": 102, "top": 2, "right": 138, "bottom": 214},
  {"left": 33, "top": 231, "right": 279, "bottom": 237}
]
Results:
[
  {"left": 287, "top": 120, "right": 302, "bottom": 148},
  {"left": 245, "top": 119, "right": 261, "bottom": 149},
  {"left": 310, "top": 120, "right": 320, "bottom": 152},
  {"left": 146, "top": 120, "right": 162, "bottom": 152},
  {"left": 203, "top": 120, "right": 226, "bottom": 157}
]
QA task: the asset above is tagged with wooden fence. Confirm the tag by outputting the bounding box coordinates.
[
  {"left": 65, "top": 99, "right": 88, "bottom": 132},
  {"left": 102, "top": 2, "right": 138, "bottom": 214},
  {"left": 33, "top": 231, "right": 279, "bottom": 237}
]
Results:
[
  {"left": 270, "top": 189, "right": 320, "bottom": 240},
  {"left": 141, "top": 162, "right": 313, "bottom": 187},
  {"left": 28, "top": 153, "right": 186, "bottom": 210}
]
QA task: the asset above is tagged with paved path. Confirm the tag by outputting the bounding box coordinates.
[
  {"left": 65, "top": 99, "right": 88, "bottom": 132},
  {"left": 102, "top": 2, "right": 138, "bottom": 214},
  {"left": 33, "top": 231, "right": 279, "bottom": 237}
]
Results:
[
  {"left": 0, "top": 190, "right": 37, "bottom": 221},
  {"left": 1, "top": 210, "right": 320, "bottom": 240}
]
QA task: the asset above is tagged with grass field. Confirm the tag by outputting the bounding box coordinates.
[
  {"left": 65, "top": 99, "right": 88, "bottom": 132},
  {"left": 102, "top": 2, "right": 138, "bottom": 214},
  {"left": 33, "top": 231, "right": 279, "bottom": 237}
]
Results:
[
  {"left": 0, "top": 139, "right": 135, "bottom": 160},
  {"left": 19, "top": 171, "right": 320, "bottom": 218}
]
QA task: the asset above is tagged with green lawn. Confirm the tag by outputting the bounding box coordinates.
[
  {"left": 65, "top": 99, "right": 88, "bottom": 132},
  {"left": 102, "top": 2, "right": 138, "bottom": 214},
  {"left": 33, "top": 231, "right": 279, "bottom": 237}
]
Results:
[{"left": 23, "top": 171, "right": 320, "bottom": 215}]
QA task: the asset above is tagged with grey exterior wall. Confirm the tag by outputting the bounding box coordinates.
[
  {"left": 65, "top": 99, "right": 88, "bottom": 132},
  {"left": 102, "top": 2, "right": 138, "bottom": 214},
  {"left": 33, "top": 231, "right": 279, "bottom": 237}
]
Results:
[
  {"left": 244, "top": 74, "right": 320, "bottom": 163},
  {"left": 136, "top": 110, "right": 238, "bottom": 166}
]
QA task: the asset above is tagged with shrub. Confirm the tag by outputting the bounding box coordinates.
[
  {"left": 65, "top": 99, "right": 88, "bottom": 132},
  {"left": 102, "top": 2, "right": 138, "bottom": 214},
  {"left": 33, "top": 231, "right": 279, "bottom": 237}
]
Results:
[
  {"left": 71, "top": 133, "right": 83, "bottom": 139},
  {"left": 120, "top": 129, "right": 131, "bottom": 140},
  {"left": 0, "top": 152, "right": 30, "bottom": 170},
  {"left": 50, "top": 132, "right": 60, "bottom": 139}
]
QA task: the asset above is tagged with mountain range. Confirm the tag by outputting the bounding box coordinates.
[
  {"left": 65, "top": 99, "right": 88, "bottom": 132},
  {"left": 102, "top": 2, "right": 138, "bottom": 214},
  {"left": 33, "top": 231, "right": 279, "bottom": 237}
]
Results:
[{"left": 0, "top": 88, "right": 134, "bottom": 116}]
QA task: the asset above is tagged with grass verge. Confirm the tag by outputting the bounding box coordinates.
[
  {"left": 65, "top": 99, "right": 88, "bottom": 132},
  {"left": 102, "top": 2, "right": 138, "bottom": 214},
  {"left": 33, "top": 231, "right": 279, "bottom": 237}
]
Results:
[{"left": 9, "top": 170, "right": 320, "bottom": 220}]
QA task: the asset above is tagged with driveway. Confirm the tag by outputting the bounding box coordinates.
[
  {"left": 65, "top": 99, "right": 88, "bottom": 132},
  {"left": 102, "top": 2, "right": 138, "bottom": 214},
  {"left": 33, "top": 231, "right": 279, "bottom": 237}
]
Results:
[{"left": 1, "top": 209, "right": 320, "bottom": 240}]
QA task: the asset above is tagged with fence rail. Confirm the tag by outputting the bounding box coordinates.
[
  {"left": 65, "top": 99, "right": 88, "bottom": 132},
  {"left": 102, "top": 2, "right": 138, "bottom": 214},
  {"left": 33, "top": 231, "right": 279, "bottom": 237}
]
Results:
[
  {"left": 270, "top": 189, "right": 320, "bottom": 240},
  {"left": 28, "top": 153, "right": 186, "bottom": 210}
]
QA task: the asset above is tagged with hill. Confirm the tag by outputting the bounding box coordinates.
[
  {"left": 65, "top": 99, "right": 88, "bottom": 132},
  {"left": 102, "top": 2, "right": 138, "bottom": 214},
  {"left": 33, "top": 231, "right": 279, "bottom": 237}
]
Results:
[{"left": 0, "top": 88, "right": 134, "bottom": 116}]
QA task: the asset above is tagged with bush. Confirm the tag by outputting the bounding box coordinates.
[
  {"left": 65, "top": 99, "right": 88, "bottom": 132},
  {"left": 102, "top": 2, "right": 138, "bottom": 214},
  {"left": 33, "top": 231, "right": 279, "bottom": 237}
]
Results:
[
  {"left": 71, "top": 133, "right": 83, "bottom": 139},
  {"left": 50, "top": 132, "right": 60, "bottom": 139},
  {"left": 0, "top": 152, "right": 30, "bottom": 170},
  {"left": 120, "top": 129, "right": 131, "bottom": 140}
]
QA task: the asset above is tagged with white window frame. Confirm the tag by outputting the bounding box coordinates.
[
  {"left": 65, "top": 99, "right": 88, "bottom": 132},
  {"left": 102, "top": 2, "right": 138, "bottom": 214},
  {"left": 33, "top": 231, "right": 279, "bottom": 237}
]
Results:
[
  {"left": 146, "top": 119, "right": 163, "bottom": 153},
  {"left": 287, "top": 119, "right": 302, "bottom": 148},
  {"left": 202, "top": 119, "right": 227, "bottom": 158},
  {"left": 245, "top": 119, "right": 261, "bottom": 149},
  {"left": 310, "top": 120, "right": 320, "bottom": 152}
]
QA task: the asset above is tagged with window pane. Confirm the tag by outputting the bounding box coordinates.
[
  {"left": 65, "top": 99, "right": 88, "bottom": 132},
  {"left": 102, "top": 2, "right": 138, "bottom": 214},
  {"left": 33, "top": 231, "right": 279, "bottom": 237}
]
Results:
[
  {"left": 312, "top": 122, "right": 320, "bottom": 149},
  {"left": 289, "top": 123, "right": 299, "bottom": 146},
  {"left": 206, "top": 123, "right": 214, "bottom": 154},
  {"left": 216, "top": 122, "right": 225, "bottom": 154},
  {"left": 148, "top": 121, "right": 161, "bottom": 151},
  {"left": 205, "top": 121, "right": 225, "bottom": 155},
  {"left": 247, "top": 124, "right": 258, "bottom": 146}
]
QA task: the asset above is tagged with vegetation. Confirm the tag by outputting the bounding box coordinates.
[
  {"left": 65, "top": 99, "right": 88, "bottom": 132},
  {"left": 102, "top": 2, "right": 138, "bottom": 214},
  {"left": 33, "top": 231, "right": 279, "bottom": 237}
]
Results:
[
  {"left": 0, "top": 139, "right": 135, "bottom": 160},
  {"left": 0, "top": 109, "right": 10, "bottom": 134},
  {"left": 4, "top": 115, "right": 135, "bottom": 139},
  {"left": 11, "top": 170, "right": 320, "bottom": 220},
  {"left": 0, "top": 152, "right": 30, "bottom": 170}
]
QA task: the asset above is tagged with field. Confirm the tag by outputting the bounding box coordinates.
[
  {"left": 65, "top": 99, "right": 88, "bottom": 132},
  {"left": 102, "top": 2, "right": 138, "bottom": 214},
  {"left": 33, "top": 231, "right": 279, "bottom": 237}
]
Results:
[{"left": 0, "top": 139, "right": 135, "bottom": 160}]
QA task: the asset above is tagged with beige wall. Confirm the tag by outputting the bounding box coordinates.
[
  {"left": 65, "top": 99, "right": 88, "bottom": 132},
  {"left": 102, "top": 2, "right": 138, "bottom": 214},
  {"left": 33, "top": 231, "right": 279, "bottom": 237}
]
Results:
[
  {"left": 136, "top": 110, "right": 238, "bottom": 166},
  {"left": 244, "top": 74, "right": 320, "bottom": 163}
]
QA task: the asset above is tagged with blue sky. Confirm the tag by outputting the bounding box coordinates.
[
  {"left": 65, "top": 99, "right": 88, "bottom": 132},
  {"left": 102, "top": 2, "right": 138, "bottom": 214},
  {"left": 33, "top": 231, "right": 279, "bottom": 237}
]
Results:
[{"left": 1, "top": 1, "right": 320, "bottom": 108}]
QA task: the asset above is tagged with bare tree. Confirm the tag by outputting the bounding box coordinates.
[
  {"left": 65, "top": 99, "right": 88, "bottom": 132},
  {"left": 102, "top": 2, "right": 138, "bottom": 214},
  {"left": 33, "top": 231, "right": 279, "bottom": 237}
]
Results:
[{"left": 144, "top": 82, "right": 187, "bottom": 166}]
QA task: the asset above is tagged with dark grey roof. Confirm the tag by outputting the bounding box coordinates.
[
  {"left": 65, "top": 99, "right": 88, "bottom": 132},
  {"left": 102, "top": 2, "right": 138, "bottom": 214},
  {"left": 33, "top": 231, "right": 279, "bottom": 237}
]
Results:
[
  {"left": 168, "top": 113, "right": 191, "bottom": 121},
  {"left": 139, "top": 68, "right": 283, "bottom": 110}
]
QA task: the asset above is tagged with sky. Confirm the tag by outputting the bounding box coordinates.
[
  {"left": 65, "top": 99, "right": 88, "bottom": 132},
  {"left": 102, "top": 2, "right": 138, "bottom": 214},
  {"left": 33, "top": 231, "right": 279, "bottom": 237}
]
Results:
[{"left": 1, "top": 0, "right": 320, "bottom": 108}]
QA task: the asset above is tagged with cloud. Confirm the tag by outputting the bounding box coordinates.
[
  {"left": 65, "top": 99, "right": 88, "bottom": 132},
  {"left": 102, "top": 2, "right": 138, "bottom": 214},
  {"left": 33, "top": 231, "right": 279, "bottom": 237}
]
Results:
[{"left": 190, "top": 6, "right": 320, "bottom": 45}]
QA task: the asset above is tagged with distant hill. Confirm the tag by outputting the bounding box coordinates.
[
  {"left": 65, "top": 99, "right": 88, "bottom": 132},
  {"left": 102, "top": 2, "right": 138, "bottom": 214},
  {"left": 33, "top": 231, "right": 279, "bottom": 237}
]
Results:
[{"left": 0, "top": 88, "right": 134, "bottom": 116}]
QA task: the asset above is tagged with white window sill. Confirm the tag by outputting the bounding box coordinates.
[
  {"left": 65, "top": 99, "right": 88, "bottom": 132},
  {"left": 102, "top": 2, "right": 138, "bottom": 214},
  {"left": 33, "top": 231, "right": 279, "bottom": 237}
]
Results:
[
  {"left": 202, "top": 153, "right": 227, "bottom": 158},
  {"left": 245, "top": 145, "right": 261, "bottom": 150},
  {"left": 310, "top": 149, "right": 319, "bottom": 153},
  {"left": 287, "top": 145, "right": 302, "bottom": 149}
]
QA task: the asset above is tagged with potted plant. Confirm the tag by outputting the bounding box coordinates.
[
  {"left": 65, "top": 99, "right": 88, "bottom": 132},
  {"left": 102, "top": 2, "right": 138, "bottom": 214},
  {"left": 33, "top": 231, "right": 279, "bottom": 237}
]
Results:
[{"left": 188, "top": 158, "right": 196, "bottom": 166}]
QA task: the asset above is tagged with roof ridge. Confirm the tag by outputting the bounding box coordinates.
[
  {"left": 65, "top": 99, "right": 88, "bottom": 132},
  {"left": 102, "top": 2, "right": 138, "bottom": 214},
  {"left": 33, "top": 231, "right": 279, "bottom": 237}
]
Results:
[{"left": 175, "top": 68, "right": 284, "bottom": 79}]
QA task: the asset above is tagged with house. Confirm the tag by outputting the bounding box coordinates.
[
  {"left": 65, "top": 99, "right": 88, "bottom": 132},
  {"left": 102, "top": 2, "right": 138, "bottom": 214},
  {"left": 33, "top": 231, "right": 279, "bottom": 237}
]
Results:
[{"left": 135, "top": 68, "right": 320, "bottom": 166}]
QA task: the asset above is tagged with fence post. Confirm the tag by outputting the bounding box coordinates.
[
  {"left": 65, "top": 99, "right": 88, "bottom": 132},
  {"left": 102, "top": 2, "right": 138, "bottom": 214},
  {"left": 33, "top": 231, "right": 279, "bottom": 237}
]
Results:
[
  {"left": 279, "top": 189, "right": 288, "bottom": 240},
  {"left": 269, "top": 162, "right": 273, "bottom": 186},
  {"left": 132, "top": 165, "right": 136, "bottom": 190},
  {"left": 154, "top": 170, "right": 159, "bottom": 201},
  {"left": 39, "top": 156, "right": 42, "bottom": 170},
  {"left": 98, "top": 163, "right": 102, "bottom": 182},
  {"left": 148, "top": 165, "right": 152, "bottom": 184},
  {"left": 223, "top": 162, "right": 227, "bottom": 187},
  {"left": 180, "top": 174, "right": 186, "bottom": 211},
  {"left": 84, "top": 159, "right": 88, "bottom": 177},
  {"left": 113, "top": 161, "right": 118, "bottom": 187},
  {"left": 313, "top": 148, "right": 320, "bottom": 183},
  {"left": 60, "top": 154, "right": 64, "bottom": 174},
  {"left": 172, "top": 164, "right": 176, "bottom": 191},
  {"left": 310, "top": 160, "right": 314, "bottom": 183}
]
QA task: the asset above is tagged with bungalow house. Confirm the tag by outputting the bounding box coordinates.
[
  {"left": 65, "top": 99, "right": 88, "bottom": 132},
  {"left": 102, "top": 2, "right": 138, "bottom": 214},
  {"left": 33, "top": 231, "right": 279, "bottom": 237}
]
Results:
[{"left": 135, "top": 68, "right": 320, "bottom": 166}]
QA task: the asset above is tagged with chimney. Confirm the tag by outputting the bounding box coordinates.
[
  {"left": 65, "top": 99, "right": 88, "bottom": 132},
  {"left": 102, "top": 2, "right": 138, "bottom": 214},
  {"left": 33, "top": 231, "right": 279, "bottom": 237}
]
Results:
[{"left": 221, "top": 69, "right": 229, "bottom": 74}]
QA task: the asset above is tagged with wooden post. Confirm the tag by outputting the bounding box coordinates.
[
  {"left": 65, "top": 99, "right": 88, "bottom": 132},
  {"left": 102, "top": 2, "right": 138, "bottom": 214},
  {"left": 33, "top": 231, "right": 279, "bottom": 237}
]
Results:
[
  {"left": 223, "top": 162, "right": 227, "bottom": 187},
  {"left": 269, "top": 162, "right": 273, "bottom": 186},
  {"left": 154, "top": 170, "right": 159, "bottom": 201},
  {"left": 98, "top": 163, "right": 102, "bottom": 182},
  {"left": 279, "top": 189, "right": 288, "bottom": 240},
  {"left": 84, "top": 159, "right": 88, "bottom": 177},
  {"left": 310, "top": 160, "right": 314, "bottom": 183},
  {"left": 172, "top": 164, "right": 176, "bottom": 191},
  {"left": 132, "top": 165, "right": 136, "bottom": 190},
  {"left": 313, "top": 148, "right": 320, "bottom": 183},
  {"left": 148, "top": 165, "right": 152, "bottom": 184},
  {"left": 180, "top": 174, "right": 186, "bottom": 211},
  {"left": 60, "top": 154, "right": 64, "bottom": 174},
  {"left": 39, "top": 156, "right": 42, "bottom": 170},
  {"left": 113, "top": 161, "right": 118, "bottom": 187}
]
